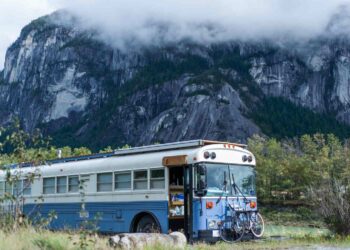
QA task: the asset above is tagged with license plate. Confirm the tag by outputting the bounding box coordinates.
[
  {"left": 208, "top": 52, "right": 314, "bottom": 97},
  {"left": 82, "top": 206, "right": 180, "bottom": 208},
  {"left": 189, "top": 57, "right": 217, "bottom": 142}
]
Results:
[{"left": 212, "top": 230, "right": 220, "bottom": 237}]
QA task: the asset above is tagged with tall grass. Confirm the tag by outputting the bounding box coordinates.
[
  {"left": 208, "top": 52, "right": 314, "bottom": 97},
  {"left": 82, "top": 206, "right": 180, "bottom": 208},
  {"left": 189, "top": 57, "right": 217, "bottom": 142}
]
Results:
[
  {"left": 0, "top": 226, "right": 348, "bottom": 250},
  {"left": 0, "top": 228, "right": 107, "bottom": 250}
]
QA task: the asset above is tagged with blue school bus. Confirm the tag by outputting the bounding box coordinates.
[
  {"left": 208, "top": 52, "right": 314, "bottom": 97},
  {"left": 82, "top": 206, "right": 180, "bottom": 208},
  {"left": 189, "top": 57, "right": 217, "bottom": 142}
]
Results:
[{"left": 0, "top": 140, "right": 264, "bottom": 242}]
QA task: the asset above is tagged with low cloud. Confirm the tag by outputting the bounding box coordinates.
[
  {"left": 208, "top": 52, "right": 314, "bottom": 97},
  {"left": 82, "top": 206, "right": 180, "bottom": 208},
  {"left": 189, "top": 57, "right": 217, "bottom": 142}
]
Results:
[
  {"left": 60, "top": 0, "right": 350, "bottom": 49},
  {"left": 1, "top": 0, "right": 350, "bottom": 69}
]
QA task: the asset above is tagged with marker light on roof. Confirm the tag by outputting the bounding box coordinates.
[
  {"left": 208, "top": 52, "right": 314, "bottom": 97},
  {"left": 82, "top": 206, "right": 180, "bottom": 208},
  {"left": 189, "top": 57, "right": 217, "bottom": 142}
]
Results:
[{"left": 248, "top": 155, "right": 253, "bottom": 162}]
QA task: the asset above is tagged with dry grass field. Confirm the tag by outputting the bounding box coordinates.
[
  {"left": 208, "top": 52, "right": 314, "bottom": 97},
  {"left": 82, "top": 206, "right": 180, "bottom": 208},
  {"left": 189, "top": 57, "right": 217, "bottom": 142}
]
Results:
[
  {"left": 0, "top": 224, "right": 348, "bottom": 250},
  {"left": 0, "top": 206, "right": 344, "bottom": 250}
]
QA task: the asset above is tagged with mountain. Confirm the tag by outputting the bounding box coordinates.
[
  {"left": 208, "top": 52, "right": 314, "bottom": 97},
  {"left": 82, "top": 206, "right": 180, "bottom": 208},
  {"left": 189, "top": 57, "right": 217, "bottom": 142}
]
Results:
[{"left": 1, "top": 12, "right": 350, "bottom": 150}]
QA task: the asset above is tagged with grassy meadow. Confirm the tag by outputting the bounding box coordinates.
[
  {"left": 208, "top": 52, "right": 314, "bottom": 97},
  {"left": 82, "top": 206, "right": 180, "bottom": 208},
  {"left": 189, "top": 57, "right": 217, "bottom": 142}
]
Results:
[
  {"left": 0, "top": 208, "right": 349, "bottom": 250},
  {"left": 0, "top": 224, "right": 348, "bottom": 250}
]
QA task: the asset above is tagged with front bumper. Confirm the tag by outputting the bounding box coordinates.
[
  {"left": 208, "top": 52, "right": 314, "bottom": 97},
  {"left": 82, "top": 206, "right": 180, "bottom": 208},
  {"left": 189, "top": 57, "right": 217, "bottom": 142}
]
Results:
[{"left": 196, "top": 230, "right": 221, "bottom": 243}]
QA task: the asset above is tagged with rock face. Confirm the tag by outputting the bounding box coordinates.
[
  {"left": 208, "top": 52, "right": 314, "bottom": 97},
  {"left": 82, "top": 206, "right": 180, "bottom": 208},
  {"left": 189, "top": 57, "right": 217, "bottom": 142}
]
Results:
[
  {"left": 248, "top": 39, "right": 350, "bottom": 122},
  {"left": 1, "top": 12, "right": 350, "bottom": 149}
]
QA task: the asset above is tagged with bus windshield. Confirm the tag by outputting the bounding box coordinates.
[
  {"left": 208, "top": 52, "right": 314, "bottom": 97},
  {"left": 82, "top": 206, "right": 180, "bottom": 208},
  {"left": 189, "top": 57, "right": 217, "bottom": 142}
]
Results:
[{"left": 201, "top": 163, "right": 256, "bottom": 197}]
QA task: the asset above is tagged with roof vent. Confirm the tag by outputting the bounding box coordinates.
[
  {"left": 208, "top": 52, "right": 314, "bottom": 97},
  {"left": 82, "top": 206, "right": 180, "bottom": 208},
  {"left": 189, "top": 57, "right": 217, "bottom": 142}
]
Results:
[{"left": 57, "top": 149, "right": 62, "bottom": 159}]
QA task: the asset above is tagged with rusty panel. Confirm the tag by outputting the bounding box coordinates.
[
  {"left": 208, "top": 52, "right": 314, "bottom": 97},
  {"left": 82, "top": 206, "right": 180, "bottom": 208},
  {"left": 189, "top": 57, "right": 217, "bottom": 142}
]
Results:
[{"left": 162, "top": 155, "right": 188, "bottom": 167}]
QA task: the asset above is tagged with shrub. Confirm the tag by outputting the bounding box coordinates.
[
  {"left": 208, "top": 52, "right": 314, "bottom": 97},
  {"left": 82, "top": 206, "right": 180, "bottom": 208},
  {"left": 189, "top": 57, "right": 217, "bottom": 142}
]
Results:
[
  {"left": 33, "top": 236, "right": 67, "bottom": 250},
  {"left": 310, "top": 179, "right": 350, "bottom": 235}
]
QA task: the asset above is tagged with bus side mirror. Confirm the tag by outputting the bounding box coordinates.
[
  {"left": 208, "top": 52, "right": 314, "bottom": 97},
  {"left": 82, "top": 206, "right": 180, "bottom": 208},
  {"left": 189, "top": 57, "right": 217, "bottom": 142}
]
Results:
[
  {"left": 197, "top": 165, "right": 206, "bottom": 175},
  {"left": 196, "top": 180, "right": 207, "bottom": 197},
  {"left": 195, "top": 165, "right": 207, "bottom": 197}
]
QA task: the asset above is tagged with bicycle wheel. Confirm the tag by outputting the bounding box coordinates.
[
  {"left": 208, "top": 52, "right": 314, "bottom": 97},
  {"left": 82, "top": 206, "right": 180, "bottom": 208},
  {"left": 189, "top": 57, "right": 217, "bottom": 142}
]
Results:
[
  {"left": 219, "top": 216, "right": 245, "bottom": 243},
  {"left": 250, "top": 212, "right": 265, "bottom": 238}
]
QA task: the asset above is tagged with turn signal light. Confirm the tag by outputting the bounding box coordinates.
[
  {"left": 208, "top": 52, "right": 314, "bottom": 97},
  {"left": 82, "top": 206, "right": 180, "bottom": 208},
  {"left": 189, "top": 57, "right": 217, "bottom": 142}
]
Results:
[
  {"left": 206, "top": 201, "right": 214, "bottom": 209},
  {"left": 250, "top": 201, "right": 257, "bottom": 209}
]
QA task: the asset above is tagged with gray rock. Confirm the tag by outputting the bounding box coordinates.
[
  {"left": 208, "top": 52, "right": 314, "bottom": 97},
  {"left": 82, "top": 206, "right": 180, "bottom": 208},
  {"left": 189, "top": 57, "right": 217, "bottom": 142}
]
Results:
[{"left": 109, "top": 232, "right": 187, "bottom": 249}]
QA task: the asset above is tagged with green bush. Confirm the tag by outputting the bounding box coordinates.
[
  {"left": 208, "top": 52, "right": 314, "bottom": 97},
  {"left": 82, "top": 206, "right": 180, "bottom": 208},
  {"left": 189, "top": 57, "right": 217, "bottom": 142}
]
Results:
[{"left": 33, "top": 237, "right": 67, "bottom": 250}]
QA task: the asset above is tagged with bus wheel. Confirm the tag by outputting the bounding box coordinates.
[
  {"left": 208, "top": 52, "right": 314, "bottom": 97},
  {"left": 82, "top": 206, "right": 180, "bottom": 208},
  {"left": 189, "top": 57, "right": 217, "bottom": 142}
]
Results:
[{"left": 135, "top": 215, "right": 160, "bottom": 233}]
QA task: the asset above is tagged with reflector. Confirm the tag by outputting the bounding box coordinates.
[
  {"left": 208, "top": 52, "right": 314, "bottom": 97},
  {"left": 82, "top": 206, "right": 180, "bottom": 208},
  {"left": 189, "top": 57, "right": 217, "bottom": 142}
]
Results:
[
  {"left": 250, "top": 201, "right": 257, "bottom": 209},
  {"left": 206, "top": 201, "right": 214, "bottom": 209}
]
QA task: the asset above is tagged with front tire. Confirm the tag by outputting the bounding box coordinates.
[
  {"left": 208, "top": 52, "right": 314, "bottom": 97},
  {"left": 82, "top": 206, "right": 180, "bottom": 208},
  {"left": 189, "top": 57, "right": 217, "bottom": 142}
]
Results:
[
  {"left": 250, "top": 212, "right": 264, "bottom": 238},
  {"left": 135, "top": 215, "right": 160, "bottom": 233},
  {"left": 219, "top": 215, "right": 245, "bottom": 243}
]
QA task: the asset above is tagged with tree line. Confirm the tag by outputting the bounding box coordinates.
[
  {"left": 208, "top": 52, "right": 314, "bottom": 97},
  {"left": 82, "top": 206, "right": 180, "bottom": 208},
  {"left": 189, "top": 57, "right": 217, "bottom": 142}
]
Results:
[
  {"left": 0, "top": 119, "right": 116, "bottom": 168},
  {"left": 248, "top": 134, "right": 350, "bottom": 235},
  {"left": 248, "top": 134, "right": 350, "bottom": 202}
]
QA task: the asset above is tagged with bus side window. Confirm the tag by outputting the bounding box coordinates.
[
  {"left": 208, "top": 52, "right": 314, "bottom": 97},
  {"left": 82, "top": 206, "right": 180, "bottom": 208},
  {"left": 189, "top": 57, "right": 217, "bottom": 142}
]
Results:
[
  {"left": 5, "top": 181, "right": 12, "bottom": 194},
  {"left": 23, "top": 179, "right": 32, "bottom": 196},
  {"left": 57, "top": 176, "right": 67, "bottom": 193},
  {"left": 43, "top": 177, "right": 55, "bottom": 194},
  {"left": 134, "top": 170, "right": 148, "bottom": 190},
  {"left": 0, "top": 181, "right": 3, "bottom": 196},
  {"left": 115, "top": 171, "right": 131, "bottom": 190},
  {"left": 68, "top": 176, "right": 79, "bottom": 193},
  {"left": 97, "top": 173, "right": 113, "bottom": 192},
  {"left": 11, "top": 180, "right": 23, "bottom": 197},
  {"left": 150, "top": 169, "right": 165, "bottom": 189}
]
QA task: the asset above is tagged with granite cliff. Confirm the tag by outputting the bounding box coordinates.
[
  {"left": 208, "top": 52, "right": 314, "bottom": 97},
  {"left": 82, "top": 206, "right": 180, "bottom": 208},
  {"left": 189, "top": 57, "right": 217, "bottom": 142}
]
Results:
[{"left": 1, "top": 12, "right": 350, "bottom": 149}]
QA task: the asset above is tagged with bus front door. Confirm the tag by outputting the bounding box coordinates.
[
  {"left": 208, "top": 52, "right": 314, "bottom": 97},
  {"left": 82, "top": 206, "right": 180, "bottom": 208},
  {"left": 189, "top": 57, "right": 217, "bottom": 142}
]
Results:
[{"left": 168, "top": 166, "right": 185, "bottom": 233}]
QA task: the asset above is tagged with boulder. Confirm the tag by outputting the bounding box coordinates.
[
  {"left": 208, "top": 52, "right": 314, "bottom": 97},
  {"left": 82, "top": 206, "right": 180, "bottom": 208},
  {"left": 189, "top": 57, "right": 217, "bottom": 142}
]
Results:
[{"left": 109, "top": 232, "right": 187, "bottom": 249}]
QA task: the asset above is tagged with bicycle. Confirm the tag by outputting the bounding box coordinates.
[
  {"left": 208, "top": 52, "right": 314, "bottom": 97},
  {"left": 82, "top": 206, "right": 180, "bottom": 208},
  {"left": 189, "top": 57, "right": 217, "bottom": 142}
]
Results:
[{"left": 219, "top": 200, "right": 265, "bottom": 243}]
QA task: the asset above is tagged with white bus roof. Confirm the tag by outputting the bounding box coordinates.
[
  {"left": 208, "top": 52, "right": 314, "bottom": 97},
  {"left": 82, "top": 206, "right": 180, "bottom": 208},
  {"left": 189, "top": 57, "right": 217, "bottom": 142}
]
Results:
[
  {"left": 5, "top": 139, "right": 247, "bottom": 169},
  {"left": 112, "top": 140, "right": 246, "bottom": 155}
]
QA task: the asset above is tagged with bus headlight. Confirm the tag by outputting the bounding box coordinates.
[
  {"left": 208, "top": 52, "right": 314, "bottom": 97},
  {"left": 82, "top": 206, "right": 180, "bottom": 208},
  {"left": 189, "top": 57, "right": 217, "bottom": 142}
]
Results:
[{"left": 208, "top": 220, "right": 217, "bottom": 229}]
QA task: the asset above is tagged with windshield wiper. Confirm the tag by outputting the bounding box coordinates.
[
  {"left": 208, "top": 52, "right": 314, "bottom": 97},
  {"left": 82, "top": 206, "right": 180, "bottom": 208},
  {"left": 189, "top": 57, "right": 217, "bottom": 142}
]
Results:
[
  {"left": 231, "top": 173, "right": 248, "bottom": 203},
  {"left": 231, "top": 173, "right": 238, "bottom": 195},
  {"left": 223, "top": 171, "right": 227, "bottom": 192},
  {"left": 216, "top": 170, "right": 228, "bottom": 204}
]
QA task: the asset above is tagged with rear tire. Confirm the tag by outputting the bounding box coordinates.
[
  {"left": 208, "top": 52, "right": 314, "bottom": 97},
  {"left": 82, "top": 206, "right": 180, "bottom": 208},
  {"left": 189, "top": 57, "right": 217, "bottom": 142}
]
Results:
[{"left": 135, "top": 215, "right": 160, "bottom": 233}]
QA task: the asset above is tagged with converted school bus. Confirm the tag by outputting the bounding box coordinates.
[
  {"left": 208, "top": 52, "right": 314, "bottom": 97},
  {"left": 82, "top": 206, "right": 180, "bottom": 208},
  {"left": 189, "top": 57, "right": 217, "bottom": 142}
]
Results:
[{"left": 0, "top": 140, "right": 257, "bottom": 242}]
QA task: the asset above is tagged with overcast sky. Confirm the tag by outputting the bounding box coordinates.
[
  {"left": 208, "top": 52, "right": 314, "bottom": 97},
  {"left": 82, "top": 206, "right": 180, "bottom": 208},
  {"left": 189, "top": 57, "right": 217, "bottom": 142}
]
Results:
[
  {"left": 0, "top": 0, "right": 60, "bottom": 69},
  {"left": 1, "top": 0, "right": 350, "bottom": 70}
]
